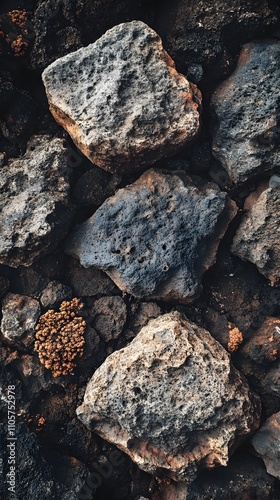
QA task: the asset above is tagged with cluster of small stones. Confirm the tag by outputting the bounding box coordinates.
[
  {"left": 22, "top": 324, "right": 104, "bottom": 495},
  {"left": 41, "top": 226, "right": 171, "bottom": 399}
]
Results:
[{"left": 34, "top": 298, "right": 86, "bottom": 377}]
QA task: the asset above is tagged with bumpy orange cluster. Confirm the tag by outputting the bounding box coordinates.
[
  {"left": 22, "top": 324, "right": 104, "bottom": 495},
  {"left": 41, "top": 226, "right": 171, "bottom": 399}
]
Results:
[
  {"left": 227, "top": 322, "right": 243, "bottom": 353},
  {"left": 0, "top": 10, "right": 31, "bottom": 56},
  {"left": 34, "top": 298, "right": 86, "bottom": 377}
]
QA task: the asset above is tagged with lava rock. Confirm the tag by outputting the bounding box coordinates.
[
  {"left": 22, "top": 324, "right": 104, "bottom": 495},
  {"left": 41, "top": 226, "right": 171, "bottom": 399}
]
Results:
[
  {"left": 40, "top": 281, "right": 73, "bottom": 310},
  {"left": 73, "top": 167, "right": 121, "bottom": 207},
  {"left": 77, "top": 312, "right": 260, "bottom": 483},
  {"left": 90, "top": 296, "right": 127, "bottom": 342},
  {"left": 68, "top": 257, "right": 119, "bottom": 297},
  {"left": 231, "top": 180, "right": 280, "bottom": 285},
  {"left": 251, "top": 412, "right": 280, "bottom": 480},
  {"left": 42, "top": 21, "right": 201, "bottom": 174},
  {"left": 1, "top": 293, "right": 41, "bottom": 346},
  {"left": 0, "top": 135, "right": 74, "bottom": 267},
  {"left": 65, "top": 169, "right": 237, "bottom": 302},
  {"left": 211, "top": 40, "right": 280, "bottom": 184}
]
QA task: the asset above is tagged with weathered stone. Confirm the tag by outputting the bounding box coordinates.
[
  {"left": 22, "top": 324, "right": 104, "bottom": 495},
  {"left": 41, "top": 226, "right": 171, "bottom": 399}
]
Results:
[
  {"left": 1, "top": 293, "right": 41, "bottom": 345},
  {"left": 211, "top": 40, "right": 280, "bottom": 184},
  {"left": 77, "top": 312, "right": 260, "bottom": 483},
  {"left": 68, "top": 257, "right": 118, "bottom": 297},
  {"left": 42, "top": 21, "right": 201, "bottom": 174},
  {"left": 251, "top": 412, "right": 280, "bottom": 480},
  {"left": 40, "top": 281, "right": 73, "bottom": 310},
  {"left": 73, "top": 167, "right": 121, "bottom": 207},
  {"left": 231, "top": 180, "right": 280, "bottom": 285},
  {"left": 90, "top": 296, "right": 127, "bottom": 342},
  {"left": 0, "top": 135, "right": 74, "bottom": 267},
  {"left": 66, "top": 169, "right": 237, "bottom": 302}
]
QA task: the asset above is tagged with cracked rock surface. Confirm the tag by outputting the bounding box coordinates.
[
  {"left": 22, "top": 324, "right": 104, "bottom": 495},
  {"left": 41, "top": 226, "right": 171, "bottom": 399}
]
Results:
[
  {"left": 42, "top": 21, "right": 201, "bottom": 173},
  {"left": 77, "top": 312, "right": 261, "bottom": 483},
  {"left": 65, "top": 169, "right": 237, "bottom": 302}
]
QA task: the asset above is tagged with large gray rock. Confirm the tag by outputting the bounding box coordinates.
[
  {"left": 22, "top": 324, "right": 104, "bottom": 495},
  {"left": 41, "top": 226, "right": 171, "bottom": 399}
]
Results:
[
  {"left": 251, "top": 412, "right": 280, "bottom": 480},
  {"left": 77, "top": 312, "right": 260, "bottom": 483},
  {"left": 65, "top": 169, "right": 237, "bottom": 302},
  {"left": 211, "top": 40, "right": 280, "bottom": 184},
  {"left": 1, "top": 293, "right": 41, "bottom": 346},
  {"left": 0, "top": 135, "right": 74, "bottom": 267},
  {"left": 231, "top": 179, "right": 280, "bottom": 285},
  {"left": 42, "top": 21, "right": 201, "bottom": 174}
]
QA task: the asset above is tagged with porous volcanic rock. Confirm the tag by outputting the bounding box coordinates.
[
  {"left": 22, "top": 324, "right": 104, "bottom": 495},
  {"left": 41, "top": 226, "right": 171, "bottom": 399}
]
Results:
[
  {"left": 211, "top": 40, "right": 280, "bottom": 184},
  {"left": 231, "top": 180, "right": 280, "bottom": 285},
  {"left": 1, "top": 293, "right": 41, "bottom": 345},
  {"left": 251, "top": 412, "right": 280, "bottom": 480},
  {"left": 0, "top": 135, "right": 74, "bottom": 267},
  {"left": 77, "top": 312, "right": 261, "bottom": 483},
  {"left": 90, "top": 296, "right": 127, "bottom": 342},
  {"left": 65, "top": 169, "right": 237, "bottom": 302},
  {"left": 42, "top": 21, "right": 201, "bottom": 173}
]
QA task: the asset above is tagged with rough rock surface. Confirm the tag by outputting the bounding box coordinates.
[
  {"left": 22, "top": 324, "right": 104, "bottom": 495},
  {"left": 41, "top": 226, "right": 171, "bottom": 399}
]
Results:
[
  {"left": 0, "top": 136, "right": 74, "bottom": 267},
  {"left": 40, "top": 281, "right": 73, "bottom": 310},
  {"left": 90, "top": 296, "right": 127, "bottom": 342},
  {"left": 66, "top": 169, "right": 237, "bottom": 302},
  {"left": 77, "top": 312, "right": 260, "bottom": 483},
  {"left": 251, "top": 412, "right": 280, "bottom": 480},
  {"left": 211, "top": 40, "right": 280, "bottom": 184},
  {"left": 231, "top": 180, "right": 280, "bottom": 284},
  {"left": 1, "top": 293, "right": 41, "bottom": 345},
  {"left": 42, "top": 21, "right": 201, "bottom": 173}
]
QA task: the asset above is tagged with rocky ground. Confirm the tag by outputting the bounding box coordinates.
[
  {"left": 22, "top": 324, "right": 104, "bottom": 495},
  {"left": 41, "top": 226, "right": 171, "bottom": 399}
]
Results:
[{"left": 0, "top": 1, "right": 280, "bottom": 499}]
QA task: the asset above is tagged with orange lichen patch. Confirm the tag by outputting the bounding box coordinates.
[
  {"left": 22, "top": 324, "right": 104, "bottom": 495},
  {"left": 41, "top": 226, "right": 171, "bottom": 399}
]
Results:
[
  {"left": 227, "top": 322, "right": 243, "bottom": 353},
  {"left": 34, "top": 298, "right": 86, "bottom": 378},
  {"left": 0, "top": 10, "right": 33, "bottom": 56},
  {"left": 10, "top": 34, "right": 28, "bottom": 56},
  {"left": 7, "top": 10, "right": 28, "bottom": 28}
]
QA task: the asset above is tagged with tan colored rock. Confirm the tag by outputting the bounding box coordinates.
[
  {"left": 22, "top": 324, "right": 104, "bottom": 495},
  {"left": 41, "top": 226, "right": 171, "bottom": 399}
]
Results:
[
  {"left": 42, "top": 21, "right": 201, "bottom": 174},
  {"left": 77, "top": 312, "right": 260, "bottom": 483}
]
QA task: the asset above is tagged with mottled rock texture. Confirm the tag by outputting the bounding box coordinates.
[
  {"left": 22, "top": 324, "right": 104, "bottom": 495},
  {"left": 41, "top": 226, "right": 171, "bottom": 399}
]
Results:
[
  {"left": 251, "top": 412, "right": 280, "bottom": 480},
  {"left": 231, "top": 180, "right": 280, "bottom": 285},
  {"left": 0, "top": 136, "right": 74, "bottom": 267},
  {"left": 1, "top": 293, "right": 40, "bottom": 345},
  {"left": 90, "top": 296, "right": 127, "bottom": 342},
  {"left": 66, "top": 169, "right": 237, "bottom": 302},
  {"left": 42, "top": 21, "right": 201, "bottom": 173},
  {"left": 77, "top": 312, "right": 260, "bottom": 483},
  {"left": 211, "top": 40, "right": 280, "bottom": 184}
]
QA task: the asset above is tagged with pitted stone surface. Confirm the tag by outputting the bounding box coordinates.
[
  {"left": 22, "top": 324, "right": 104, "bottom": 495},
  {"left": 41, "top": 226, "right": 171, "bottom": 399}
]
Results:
[
  {"left": 65, "top": 169, "right": 237, "bottom": 302},
  {"left": 0, "top": 136, "right": 74, "bottom": 267},
  {"left": 77, "top": 312, "right": 260, "bottom": 483},
  {"left": 231, "top": 180, "right": 280, "bottom": 285},
  {"left": 251, "top": 412, "right": 280, "bottom": 480},
  {"left": 211, "top": 40, "right": 280, "bottom": 184},
  {"left": 42, "top": 21, "right": 201, "bottom": 173},
  {"left": 1, "top": 293, "right": 41, "bottom": 344}
]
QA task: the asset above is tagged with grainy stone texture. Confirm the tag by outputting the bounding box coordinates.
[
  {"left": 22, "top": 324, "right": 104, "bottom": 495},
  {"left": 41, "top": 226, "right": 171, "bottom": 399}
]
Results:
[
  {"left": 66, "top": 169, "right": 237, "bottom": 302},
  {"left": 251, "top": 412, "right": 280, "bottom": 480},
  {"left": 0, "top": 136, "right": 74, "bottom": 267},
  {"left": 73, "top": 167, "right": 121, "bottom": 207},
  {"left": 211, "top": 40, "right": 280, "bottom": 184},
  {"left": 68, "top": 258, "right": 118, "bottom": 297},
  {"left": 90, "top": 296, "right": 127, "bottom": 342},
  {"left": 1, "top": 293, "right": 41, "bottom": 345},
  {"left": 40, "top": 281, "right": 73, "bottom": 310},
  {"left": 231, "top": 180, "right": 280, "bottom": 285},
  {"left": 77, "top": 312, "right": 260, "bottom": 483},
  {"left": 42, "top": 21, "right": 201, "bottom": 173}
]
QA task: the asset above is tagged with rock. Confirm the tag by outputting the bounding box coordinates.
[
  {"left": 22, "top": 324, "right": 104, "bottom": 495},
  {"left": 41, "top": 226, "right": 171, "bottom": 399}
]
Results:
[
  {"left": 73, "top": 167, "right": 121, "bottom": 207},
  {"left": 40, "top": 281, "right": 73, "bottom": 310},
  {"left": 0, "top": 135, "right": 74, "bottom": 267},
  {"left": 211, "top": 40, "right": 280, "bottom": 184},
  {"left": 231, "top": 180, "right": 280, "bottom": 284},
  {"left": 66, "top": 169, "right": 237, "bottom": 302},
  {"left": 127, "top": 302, "right": 162, "bottom": 337},
  {"left": 1, "top": 293, "right": 41, "bottom": 346},
  {"left": 90, "top": 296, "right": 127, "bottom": 342},
  {"left": 68, "top": 258, "right": 119, "bottom": 297},
  {"left": 251, "top": 412, "right": 280, "bottom": 480},
  {"left": 42, "top": 21, "right": 201, "bottom": 174},
  {"left": 77, "top": 312, "right": 260, "bottom": 483}
]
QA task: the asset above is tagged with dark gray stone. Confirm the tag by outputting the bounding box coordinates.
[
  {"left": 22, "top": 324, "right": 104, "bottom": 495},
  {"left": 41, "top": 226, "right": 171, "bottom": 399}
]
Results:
[
  {"left": 40, "top": 281, "right": 73, "bottom": 310},
  {"left": 68, "top": 258, "right": 119, "bottom": 297},
  {"left": 90, "top": 296, "right": 127, "bottom": 342},
  {"left": 65, "top": 169, "right": 237, "bottom": 302},
  {"left": 251, "top": 412, "right": 280, "bottom": 480},
  {"left": 73, "top": 167, "right": 121, "bottom": 207},
  {"left": 1, "top": 293, "right": 41, "bottom": 346}
]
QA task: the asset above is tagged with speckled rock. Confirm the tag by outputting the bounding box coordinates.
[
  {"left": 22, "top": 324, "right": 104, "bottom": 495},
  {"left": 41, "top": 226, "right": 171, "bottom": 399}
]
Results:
[
  {"left": 231, "top": 179, "right": 280, "bottom": 285},
  {"left": 0, "top": 135, "right": 74, "bottom": 267},
  {"left": 65, "top": 169, "right": 237, "bottom": 302},
  {"left": 251, "top": 412, "right": 280, "bottom": 480},
  {"left": 77, "top": 312, "right": 260, "bottom": 483},
  {"left": 1, "top": 293, "right": 41, "bottom": 346},
  {"left": 40, "top": 281, "right": 73, "bottom": 310},
  {"left": 42, "top": 21, "right": 201, "bottom": 173},
  {"left": 90, "top": 296, "right": 127, "bottom": 342},
  {"left": 211, "top": 40, "right": 280, "bottom": 184}
]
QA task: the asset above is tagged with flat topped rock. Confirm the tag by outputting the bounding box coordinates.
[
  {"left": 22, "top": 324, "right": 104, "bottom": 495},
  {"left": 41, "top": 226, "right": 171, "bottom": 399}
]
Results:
[
  {"left": 77, "top": 312, "right": 260, "bottom": 483},
  {"left": 42, "top": 21, "right": 201, "bottom": 174},
  {"left": 211, "top": 40, "right": 280, "bottom": 184},
  {"left": 65, "top": 169, "right": 237, "bottom": 302}
]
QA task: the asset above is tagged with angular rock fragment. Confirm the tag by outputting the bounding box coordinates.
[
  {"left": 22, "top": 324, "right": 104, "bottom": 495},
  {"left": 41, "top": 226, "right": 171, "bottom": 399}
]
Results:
[
  {"left": 251, "top": 412, "right": 280, "bottom": 480},
  {"left": 90, "top": 296, "right": 127, "bottom": 342},
  {"left": 77, "top": 312, "right": 260, "bottom": 483},
  {"left": 1, "top": 293, "right": 41, "bottom": 346},
  {"left": 0, "top": 136, "right": 74, "bottom": 267},
  {"left": 66, "top": 169, "right": 237, "bottom": 302},
  {"left": 42, "top": 21, "right": 201, "bottom": 173},
  {"left": 231, "top": 180, "right": 280, "bottom": 285},
  {"left": 211, "top": 40, "right": 280, "bottom": 183}
]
